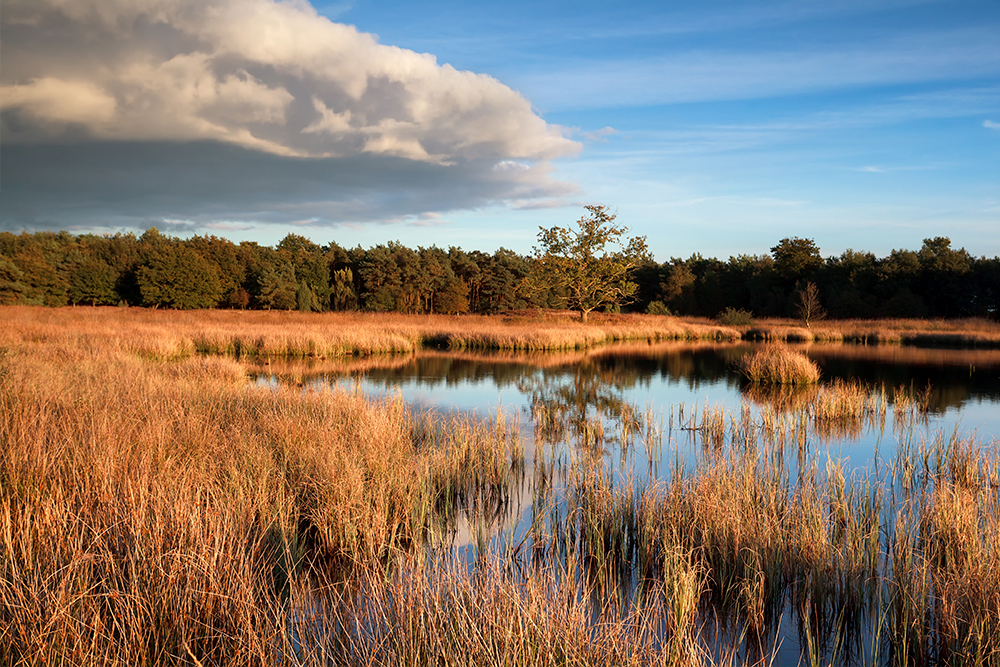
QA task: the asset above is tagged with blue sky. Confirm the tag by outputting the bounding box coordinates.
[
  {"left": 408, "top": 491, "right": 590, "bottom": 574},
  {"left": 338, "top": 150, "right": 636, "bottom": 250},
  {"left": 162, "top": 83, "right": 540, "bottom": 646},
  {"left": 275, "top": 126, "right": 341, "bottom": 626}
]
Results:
[{"left": 2, "top": 0, "right": 998, "bottom": 260}]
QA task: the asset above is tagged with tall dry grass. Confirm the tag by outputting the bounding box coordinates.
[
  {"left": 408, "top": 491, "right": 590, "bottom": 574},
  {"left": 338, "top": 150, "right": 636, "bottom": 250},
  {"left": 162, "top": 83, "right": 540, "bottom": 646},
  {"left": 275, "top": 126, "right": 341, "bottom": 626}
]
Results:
[
  {"left": 0, "top": 306, "right": 740, "bottom": 362},
  {"left": 285, "top": 551, "right": 719, "bottom": 666},
  {"left": 4, "top": 307, "right": 999, "bottom": 665},
  {"left": 532, "top": 415, "right": 1000, "bottom": 665},
  {"left": 735, "top": 346, "right": 822, "bottom": 384},
  {"left": 740, "top": 317, "right": 1000, "bottom": 347},
  {"left": 741, "top": 380, "right": 887, "bottom": 443},
  {"left": 0, "top": 324, "right": 523, "bottom": 664},
  {"left": 525, "top": 374, "right": 999, "bottom": 665}
]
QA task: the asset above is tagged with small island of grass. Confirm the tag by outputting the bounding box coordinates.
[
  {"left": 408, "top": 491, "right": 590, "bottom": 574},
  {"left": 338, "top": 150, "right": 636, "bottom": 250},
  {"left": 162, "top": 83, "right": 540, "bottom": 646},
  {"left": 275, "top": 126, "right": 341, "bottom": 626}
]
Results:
[{"left": 736, "top": 346, "right": 822, "bottom": 384}]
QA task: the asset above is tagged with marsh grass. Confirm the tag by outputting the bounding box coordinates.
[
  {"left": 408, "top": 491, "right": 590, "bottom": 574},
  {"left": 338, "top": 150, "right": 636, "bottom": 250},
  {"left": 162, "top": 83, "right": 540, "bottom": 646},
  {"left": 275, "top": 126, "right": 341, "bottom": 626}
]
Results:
[
  {"left": 736, "top": 346, "right": 822, "bottom": 385},
  {"left": 4, "top": 308, "right": 1000, "bottom": 666},
  {"left": 530, "top": 381, "right": 999, "bottom": 665},
  {"left": 0, "top": 326, "right": 524, "bottom": 664},
  {"left": 543, "top": 445, "right": 998, "bottom": 665},
  {"left": 0, "top": 306, "right": 740, "bottom": 363},
  {"left": 283, "top": 548, "right": 727, "bottom": 667},
  {"left": 743, "top": 380, "right": 887, "bottom": 443},
  {"left": 742, "top": 317, "right": 1000, "bottom": 347}
]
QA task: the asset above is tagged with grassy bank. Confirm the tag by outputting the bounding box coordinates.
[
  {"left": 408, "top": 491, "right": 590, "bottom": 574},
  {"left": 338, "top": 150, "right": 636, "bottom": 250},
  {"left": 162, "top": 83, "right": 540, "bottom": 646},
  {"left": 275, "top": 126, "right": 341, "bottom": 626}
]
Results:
[
  {"left": 741, "top": 317, "right": 1000, "bottom": 347},
  {"left": 3, "top": 308, "right": 996, "bottom": 364},
  {"left": 0, "top": 306, "right": 741, "bottom": 361}
]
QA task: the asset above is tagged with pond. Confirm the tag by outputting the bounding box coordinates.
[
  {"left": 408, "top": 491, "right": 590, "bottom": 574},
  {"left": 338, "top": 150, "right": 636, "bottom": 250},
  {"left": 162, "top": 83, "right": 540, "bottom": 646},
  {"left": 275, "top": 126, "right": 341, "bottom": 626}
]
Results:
[
  {"left": 252, "top": 341, "right": 1000, "bottom": 665},
  {"left": 253, "top": 340, "right": 1000, "bottom": 463}
]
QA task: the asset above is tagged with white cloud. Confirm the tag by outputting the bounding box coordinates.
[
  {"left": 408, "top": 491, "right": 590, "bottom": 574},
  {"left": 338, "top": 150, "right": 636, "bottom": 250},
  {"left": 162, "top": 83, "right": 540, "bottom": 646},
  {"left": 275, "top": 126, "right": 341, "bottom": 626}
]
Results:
[
  {"left": 594, "top": 87, "right": 1000, "bottom": 157},
  {"left": 405, "top": 212, "right": 450, "bottom": 227},
  {"left": 986, "top": 120, "right": 1000, "bottom": 129},
  {"left": 0, "top": 0, "right": 579, "bottom": 165},
  {"left": 303, "top": 98, "right": 353, "bottom": 138},
  {"left": 0, "top": 0, "right": 582, "bottom": 231},
  {"left": 847, "top": 164, "right": 944, "bottom": 174},
  {"left": 492, "top": 160, "right": 531, "bottom": 174},
  {"left": 204, "top": 221, "right": 257, "bottom": 232}
]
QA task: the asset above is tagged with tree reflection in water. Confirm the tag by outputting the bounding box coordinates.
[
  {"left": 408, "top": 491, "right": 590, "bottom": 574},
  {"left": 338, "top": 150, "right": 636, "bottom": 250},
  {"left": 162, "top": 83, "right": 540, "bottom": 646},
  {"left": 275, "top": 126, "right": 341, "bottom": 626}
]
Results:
[{"left": 519, "top": 359, "right": 644, "bottom": 455}]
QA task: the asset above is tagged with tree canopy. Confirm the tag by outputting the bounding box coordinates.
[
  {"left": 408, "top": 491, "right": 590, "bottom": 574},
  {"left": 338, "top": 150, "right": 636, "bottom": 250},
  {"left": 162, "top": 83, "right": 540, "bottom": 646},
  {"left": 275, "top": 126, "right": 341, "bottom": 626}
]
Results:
[
  {"left": 526, "top": 205, "right": 650, "bottom": 321},
  {"left": 771, "top": 237, "right": 823, "bottom": 283},
  {"left": 0, "top": 228, "right": 997, "bottom": 321}
]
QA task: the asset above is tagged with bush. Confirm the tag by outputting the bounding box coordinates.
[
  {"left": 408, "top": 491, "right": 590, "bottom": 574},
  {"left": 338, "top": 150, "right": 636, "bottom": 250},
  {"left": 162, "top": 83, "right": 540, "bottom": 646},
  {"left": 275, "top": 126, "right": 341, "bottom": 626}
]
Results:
[
  {"left": 645, "top": 300, "right": 672, "bottom": 316},
  {"left": 716, "top": 307, "right": 755, "bottom": 326}
]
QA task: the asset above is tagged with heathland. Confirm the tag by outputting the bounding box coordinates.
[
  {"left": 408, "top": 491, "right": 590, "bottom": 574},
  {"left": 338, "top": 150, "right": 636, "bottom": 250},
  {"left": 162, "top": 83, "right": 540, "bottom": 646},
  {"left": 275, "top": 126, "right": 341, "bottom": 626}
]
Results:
[{"left": 2, "top": 306, "right": 999, "bottom": 665}]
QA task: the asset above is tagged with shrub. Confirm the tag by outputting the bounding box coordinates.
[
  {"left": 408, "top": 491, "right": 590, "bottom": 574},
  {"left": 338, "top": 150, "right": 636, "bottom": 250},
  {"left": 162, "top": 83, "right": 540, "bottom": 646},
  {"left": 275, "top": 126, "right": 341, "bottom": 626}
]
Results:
[
  {"left": 716, "top": 307, "right": 755, "bottom": 327},
  {"left": 645, "top": 300, "right": 672, "bottom": 316}
]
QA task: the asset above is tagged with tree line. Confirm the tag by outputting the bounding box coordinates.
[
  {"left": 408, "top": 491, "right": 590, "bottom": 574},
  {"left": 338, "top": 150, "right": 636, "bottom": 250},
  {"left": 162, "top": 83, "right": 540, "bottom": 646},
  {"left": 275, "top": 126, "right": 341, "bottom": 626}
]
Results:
[{"left": 1, "top": 223, "right": 997, "bottom": 320}]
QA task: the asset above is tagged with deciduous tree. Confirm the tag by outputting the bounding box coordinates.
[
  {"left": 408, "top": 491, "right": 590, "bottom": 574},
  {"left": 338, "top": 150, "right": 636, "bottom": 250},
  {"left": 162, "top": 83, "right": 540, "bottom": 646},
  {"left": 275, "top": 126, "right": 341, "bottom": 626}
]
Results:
[
  {"left": 257, "top": 262, "right": 297, "bottom": 310},
  {"left": 526, "top": 205, "right": 649, "bottom": 321},
  {"left": 796, "top": 281, "right": 826, "bottom": 327},
  {"left": 136, "top": 243, "right": 222, "bottom": 309},
  {"left": 69, "top": 257, "right": 117, "bottom": 306},
  {"left": 0, "top": 255, "right": 28, "bottom": 305}
]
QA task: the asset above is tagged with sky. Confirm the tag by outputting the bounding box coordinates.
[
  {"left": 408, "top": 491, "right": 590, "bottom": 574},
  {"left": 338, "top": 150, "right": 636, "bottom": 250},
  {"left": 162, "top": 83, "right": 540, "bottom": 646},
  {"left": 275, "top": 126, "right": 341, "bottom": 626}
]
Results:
[{"left": 2, "top": 0, "right": 998, "bottom": 262}]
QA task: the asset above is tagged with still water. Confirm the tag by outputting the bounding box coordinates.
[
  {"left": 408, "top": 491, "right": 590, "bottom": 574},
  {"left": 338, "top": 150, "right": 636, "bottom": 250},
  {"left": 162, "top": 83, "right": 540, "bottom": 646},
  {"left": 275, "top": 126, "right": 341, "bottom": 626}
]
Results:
[
  {"left": 255, "top": 340, "right": 1000, "bottom": 457},
  {"left": 253, "top": 340, "right": 1000, "bottom": 529},
  {"left": 254, "top": 341, "right": 1000, "bottom": 665}
]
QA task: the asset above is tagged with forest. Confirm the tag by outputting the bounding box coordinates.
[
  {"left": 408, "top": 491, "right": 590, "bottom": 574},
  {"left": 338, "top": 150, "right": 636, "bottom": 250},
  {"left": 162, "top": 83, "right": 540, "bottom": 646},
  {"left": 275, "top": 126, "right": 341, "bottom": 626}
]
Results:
[{"left": 1, "top": 227, "right": 998, "bottom": 320}]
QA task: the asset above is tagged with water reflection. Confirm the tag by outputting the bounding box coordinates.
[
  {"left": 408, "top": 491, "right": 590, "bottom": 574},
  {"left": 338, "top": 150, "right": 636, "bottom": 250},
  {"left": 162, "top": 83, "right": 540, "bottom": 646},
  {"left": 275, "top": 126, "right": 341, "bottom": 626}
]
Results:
[
  {"left": 519, "top": 359, "right": 648, "bottom": 455},
  {"left": 806, "top": 344, "right": 1000, "bottom": 414},
  {"left": 251, "top": 341, "right": 1000, "bottom": 466},
  {"left": 253, "top": 341, "right": 1000, "bottom": 667},
  {"left": 251, "top": 341, "right": 1000, "bottom": 417}
]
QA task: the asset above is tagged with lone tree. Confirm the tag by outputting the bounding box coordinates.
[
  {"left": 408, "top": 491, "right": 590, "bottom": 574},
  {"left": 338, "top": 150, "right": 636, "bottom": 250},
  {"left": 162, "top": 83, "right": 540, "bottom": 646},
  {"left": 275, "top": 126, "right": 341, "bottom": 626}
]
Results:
[
  {"left": 796, "top": 281, "right": 826, "bottom": 327},
  {"left": 526, "top": 205, "right": 649, "bottom": 321}
]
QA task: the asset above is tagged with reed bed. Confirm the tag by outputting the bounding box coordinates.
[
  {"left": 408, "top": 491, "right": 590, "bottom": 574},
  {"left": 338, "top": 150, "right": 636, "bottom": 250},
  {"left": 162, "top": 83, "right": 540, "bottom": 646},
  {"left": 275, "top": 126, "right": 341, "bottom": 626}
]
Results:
[
  {"left": 669, "top": 383, "right": 887, "bottom": 448},
  {"left": 0, "top": 328, "right": 523, "bottom": 664},
  {"left": 4, "top": 308, "right": 1000, "bottom": 666},
  {"left": 742, "top": 317, "right": 1000, "bottom": 347},
  {"left": 0, "top": 306, "right": 740, "bottom": 362},
  {"left": 527, "top": 376, "right": 999, "bottom": 665},
  {"left": 283, "top": 551, "right": 721, "bottom": 667},
  {"left": 246, "top": 339, "right": 752, "bottom": 381},
  {"left": 736, "top": 346, "right": 822, "bottom": 385},
  {"left": 532, "top": 420, "right": 1000, "bottom": 665}
]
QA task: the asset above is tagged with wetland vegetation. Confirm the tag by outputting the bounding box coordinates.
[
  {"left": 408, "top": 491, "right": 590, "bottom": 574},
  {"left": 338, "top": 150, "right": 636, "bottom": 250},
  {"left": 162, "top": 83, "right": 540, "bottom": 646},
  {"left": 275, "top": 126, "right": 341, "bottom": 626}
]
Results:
[{"left": 2, "top": 307, "right": 1000, "bottom": 666}]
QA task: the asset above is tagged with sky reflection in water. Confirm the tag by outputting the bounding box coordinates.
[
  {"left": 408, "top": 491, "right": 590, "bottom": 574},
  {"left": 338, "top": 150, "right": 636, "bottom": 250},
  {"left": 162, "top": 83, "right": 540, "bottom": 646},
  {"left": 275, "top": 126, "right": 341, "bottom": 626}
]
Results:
[
  {"left": 290, "top": 341, "right": 1000, "bottom": 451},
  {"left": 253, "top": 340, "right": 1000, "bottom": 536},
  {"left": 255, "top": 341, "right": 1000, "bottom": 665}
]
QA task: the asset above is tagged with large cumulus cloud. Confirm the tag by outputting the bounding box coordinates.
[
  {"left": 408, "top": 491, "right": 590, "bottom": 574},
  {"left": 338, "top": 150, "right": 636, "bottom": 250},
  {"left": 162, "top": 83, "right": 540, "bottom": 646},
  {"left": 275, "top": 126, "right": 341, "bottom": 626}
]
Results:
[{"left": 0, "top": 0, "right": 580, "bottom": 232}]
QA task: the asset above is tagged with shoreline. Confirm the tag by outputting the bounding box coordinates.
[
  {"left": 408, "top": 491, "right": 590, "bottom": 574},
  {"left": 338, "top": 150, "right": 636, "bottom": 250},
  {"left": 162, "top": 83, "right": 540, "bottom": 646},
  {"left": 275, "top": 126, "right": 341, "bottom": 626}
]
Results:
[{"left": 2, "top": 306, "right": 999, "bottom": 362}]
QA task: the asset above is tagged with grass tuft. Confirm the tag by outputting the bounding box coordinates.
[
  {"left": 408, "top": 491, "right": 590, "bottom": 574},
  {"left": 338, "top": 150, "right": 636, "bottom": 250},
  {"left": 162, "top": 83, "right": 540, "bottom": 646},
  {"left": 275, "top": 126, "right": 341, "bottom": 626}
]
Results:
[{"left": 735, "top": 346, "right": 822, "bottom": 385}]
